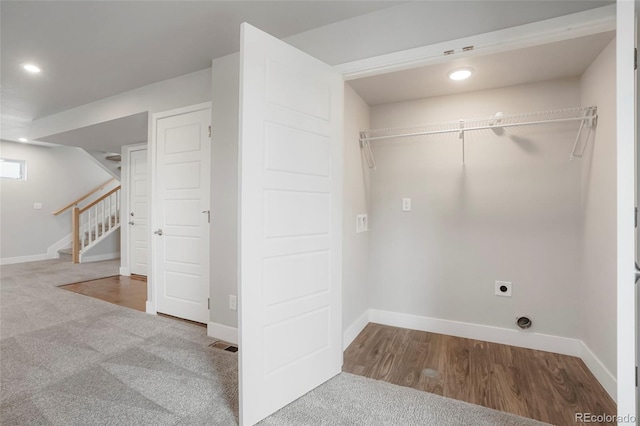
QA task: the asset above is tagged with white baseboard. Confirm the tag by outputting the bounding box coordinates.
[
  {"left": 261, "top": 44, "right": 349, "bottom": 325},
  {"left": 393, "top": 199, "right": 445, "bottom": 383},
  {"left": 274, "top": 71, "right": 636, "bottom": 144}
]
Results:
[
  {"left": 343, "top": 310, "right": 370, "bottom": 350},
  {"left": 80, "top": 252, "right": 120, "bottom": 263},
  {"left": 1, "top": 233, "right": 74, "bottom": 265},
  {"left": 0, "top": 253, "right": 50, "bottom": 266},
  {"left": 46, "top": 233, "right": 72, "bottom": 259},
  {"left": 119, "top": 267, "right": 131, "bottom": 276},
  {"left": 579, "top": 341, "right": 617, "bottom": 401},
  {"left": 146, "top": 301, "right": 156, "bottom": 315},
  {"left": 208, "top": 322, "right": 238, "bottom": 345},
  {"left": 369, "top": 309, "right": 582, "bottom": 357}
]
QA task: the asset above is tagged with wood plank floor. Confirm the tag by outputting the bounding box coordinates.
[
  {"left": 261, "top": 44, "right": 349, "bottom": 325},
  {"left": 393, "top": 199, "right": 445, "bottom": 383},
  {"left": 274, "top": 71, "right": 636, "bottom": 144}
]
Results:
[
  {"left": 60, "top": 275, "right": 148, "bottom": 312},
  {"left": 343, "top": 323, "right": 616, "bottom": 426},
  {"left": 60, "top": 275, "right": 206, "bottom": 327}
]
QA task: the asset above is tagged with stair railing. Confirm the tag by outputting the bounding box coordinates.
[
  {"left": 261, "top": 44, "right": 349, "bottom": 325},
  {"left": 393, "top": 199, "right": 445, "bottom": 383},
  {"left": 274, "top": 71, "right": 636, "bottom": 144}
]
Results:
[
  {"left": 71, "top": 186, "right": 121, "bottom": 263},
  {"left": 52, "top": 178, "right": 118, "bottom": 216}
]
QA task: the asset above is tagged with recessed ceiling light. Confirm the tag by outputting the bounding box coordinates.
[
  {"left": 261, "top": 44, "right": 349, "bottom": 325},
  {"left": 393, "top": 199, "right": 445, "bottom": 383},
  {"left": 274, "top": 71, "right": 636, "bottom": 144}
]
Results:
[
  {"left": 22, "top": 63, "right": 41, "bottom": 74},
  {"left": 448, "top": 68, "right": 473, "bottom": 81},
  {"left": 18, "top": 137, "right": 28, "bottom": 143}
]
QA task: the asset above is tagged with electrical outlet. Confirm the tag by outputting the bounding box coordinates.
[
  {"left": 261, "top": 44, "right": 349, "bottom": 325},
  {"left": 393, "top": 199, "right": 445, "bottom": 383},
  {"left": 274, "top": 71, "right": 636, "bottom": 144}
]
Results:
[
  {"left": 402, "top": 198, "right": 411, "bottom": 211},
  {"left": 356, "top": 214, "right": 368, "bottom": 233},
  {"left": 33, "top": 203, "right": 42, "bottom": 210},
  {"left": 495, "top": 281, "right": 512, "bottom": 297},
  {"left": 229, "top": 295, "right": 237, "bottom": 310}
]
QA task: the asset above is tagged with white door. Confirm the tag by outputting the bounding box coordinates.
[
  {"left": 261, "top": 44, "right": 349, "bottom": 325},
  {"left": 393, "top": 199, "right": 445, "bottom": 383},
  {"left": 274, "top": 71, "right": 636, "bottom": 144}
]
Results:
[
  {"left": 153, "top": 104, "right": 211, "bottom": 324},
  {"left": 129, "top": 147, "right": 149, "bottom": 276},
  {"left": 238, "top": 23, "right": 343, "bottom": 425},
  {"left": 617, "top": 0, "right": 638, "bottom": 423}
]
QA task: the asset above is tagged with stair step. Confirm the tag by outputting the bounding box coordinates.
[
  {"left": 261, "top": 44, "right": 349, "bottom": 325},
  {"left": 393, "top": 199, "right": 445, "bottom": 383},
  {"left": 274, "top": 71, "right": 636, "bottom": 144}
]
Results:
[{"left": 58, "top": 248, "right": 72, "bottom": 259}]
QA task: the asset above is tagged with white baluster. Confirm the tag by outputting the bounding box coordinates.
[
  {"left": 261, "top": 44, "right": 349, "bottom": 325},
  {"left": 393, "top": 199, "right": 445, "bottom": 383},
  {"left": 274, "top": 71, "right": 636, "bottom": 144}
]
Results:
[
  {"left": 100, "top": 200, "right": 107, "bottom": 235},
  {"left": 94, "top": 206, "right": 98, "bottom": 244},
  {"left": 81, "top": 211, "right": 85, "bottom": 250}
]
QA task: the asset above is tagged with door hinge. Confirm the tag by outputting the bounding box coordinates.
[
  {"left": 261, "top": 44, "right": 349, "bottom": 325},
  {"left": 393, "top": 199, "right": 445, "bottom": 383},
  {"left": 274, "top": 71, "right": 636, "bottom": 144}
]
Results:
[
  {"left": 635, "top": 48, "right": 637, "bottom": 70},
  {"left": 208, "top": 298, "right": 210, "bottom": 310},
  {"left": 635, "top": 206, "right": 638, "bottom": 229},
  {"left": 636, "top": 366, "right": 638, "bottom": 387},
  {"left": 208, "top": 125, "right": 212, "bottom": 138}
]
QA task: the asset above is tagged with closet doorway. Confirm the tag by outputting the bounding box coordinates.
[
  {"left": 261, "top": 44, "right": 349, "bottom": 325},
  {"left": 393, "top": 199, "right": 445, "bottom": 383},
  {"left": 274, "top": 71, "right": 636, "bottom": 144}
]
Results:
[{"left": 341, "top": 29, "right": 619, "bottom": 425}]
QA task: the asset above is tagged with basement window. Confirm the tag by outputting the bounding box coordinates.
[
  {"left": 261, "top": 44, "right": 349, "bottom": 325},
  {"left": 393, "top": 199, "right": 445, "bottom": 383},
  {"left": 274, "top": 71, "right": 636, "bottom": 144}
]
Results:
[{"left": 0, "top": 159, "right": 27, "bottom": 180}]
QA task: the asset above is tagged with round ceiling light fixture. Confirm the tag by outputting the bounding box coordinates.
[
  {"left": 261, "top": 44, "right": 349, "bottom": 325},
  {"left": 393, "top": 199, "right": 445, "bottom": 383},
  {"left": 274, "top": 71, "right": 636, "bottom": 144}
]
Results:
[
  {"left": 448, "top": 67, "right": 473, "bottom": 81},
  {"left": 22, "top": 63, "right": 41, "bottom": 74},
  {"left": 18, "top": 137, "right": 29, "bottom": 143}
]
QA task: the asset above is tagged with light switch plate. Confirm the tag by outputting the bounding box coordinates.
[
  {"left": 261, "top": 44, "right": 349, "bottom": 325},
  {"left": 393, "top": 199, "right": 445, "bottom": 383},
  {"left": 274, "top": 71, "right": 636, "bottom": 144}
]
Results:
[
  {"left": 33, "top": 203, "right": 42, "bottom": 210},
  {"left": 402, "top": 198, "right": 411, "bottom": 211}
]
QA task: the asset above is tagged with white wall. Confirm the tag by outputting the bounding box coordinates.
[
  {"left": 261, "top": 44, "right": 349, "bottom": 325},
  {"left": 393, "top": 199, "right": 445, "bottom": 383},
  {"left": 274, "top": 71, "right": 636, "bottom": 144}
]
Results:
[
  {"left": 0, "top": 141, "right": 113, "bottom": 262},
  {"left": 579, "top": 39, "right": 617, "bottom": 379},
  {"left": 366, "top": 79, "right": 583, "bottom": 338},
  {"left": 342, "top": 84, "right": 371, "bottom": 343},
  {"left": 210, "top": 53, "right": 240, "bottom": 330}
]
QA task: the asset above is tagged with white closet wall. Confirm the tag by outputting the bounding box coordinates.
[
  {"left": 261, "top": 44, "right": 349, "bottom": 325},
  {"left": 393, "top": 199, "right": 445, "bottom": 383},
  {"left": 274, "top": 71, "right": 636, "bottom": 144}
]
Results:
[
  {"left": 342, "top": 85, "right": 372, "bottom": 345},
  {"left": 367, "top": 78, "right": 584, "bottom": 338},
  {"left": 579, "top": 39, "right": 617, "bottom": 381}
]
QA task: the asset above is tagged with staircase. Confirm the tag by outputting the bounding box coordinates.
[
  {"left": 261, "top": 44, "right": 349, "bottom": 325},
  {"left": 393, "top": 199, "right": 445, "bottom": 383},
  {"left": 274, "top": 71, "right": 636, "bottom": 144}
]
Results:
[
  {"left": 72, "top": 187, "right": 121, "bottom": 263},
  {"left": 53, "top": 178, "right": 121, "bottom": 263}
]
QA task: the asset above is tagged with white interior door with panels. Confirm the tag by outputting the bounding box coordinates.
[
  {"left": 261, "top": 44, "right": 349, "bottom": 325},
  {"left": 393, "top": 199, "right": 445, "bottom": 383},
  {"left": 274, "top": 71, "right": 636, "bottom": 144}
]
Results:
[
  {"left": 238, "top": 23, "right": 343, "bottom": 425},
  {"left": 618, "top": 0, "right": 638, "bottom": 423},
  {"left": 127, "top": 146, "right": 149, "bottom": 276},
  {"left": 152, "top": 103, "right": 211, "bottom": 324}
]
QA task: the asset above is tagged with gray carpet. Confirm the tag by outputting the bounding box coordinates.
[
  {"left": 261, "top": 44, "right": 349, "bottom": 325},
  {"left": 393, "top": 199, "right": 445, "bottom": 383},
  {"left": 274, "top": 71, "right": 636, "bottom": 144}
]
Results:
[{"left": 0, "top": 259, "right": 548, "bottom": 425}]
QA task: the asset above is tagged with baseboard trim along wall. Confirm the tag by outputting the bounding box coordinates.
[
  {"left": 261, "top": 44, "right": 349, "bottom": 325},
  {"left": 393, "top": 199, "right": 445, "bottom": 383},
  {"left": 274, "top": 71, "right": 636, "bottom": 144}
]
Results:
[
  {"left": 0, "top": 253, "right": 50, "bottom": 265},
  {"left": 342, "top": 309, "right": 616, "bottom": 402},
  {"left": 208, "top": 322, "right": 239, "bottom": 345},
  {"left": 145, "top": 301, "right": 156, "bottom": 315},
  {"left": 343, "top": 310, "right": 370, "bottom": 350},
  {"left": 579, "top": 341, "right": 617, "bottom": 401},
  {"left": 47, "top": 233, "right": 72, "bottom": 258},
  {"left": 119, "top": 267, "right": 131, "bottom": 276}
]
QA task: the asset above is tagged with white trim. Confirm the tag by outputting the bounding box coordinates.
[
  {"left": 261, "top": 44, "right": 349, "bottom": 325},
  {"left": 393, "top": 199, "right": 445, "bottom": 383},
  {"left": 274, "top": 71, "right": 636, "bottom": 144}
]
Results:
[
  {"left": 369, "top": 309, "right": 582, "bottom": 356},
  {"left": 0, "top": 253, "right": 50, "bottom": 265},
  {"left": 336, "top": 5, "right": 615, "bottom": 80},
  {"left": 46, "top": 233, "right": 72, "bottom": 259},
  {"left": 146, "top": 300, "right": 156, "bottom": 315},
  {"left": 579, "top": 341, "right": 617, "bottom": 401},
  {"left": 615, "top": 0, "right": 637, "bottom": 420},
  {"left": 208, "top": 322, "right": 238, "bottom": 345},
  {"left": 119, "top": 267, "right": 131, "bottom": 276},
  {"left": 343, "top": 310, "right": 370, "bottom": 350},
  {"left": 79, "top": 252, "right": 120, "bottom": 263}
]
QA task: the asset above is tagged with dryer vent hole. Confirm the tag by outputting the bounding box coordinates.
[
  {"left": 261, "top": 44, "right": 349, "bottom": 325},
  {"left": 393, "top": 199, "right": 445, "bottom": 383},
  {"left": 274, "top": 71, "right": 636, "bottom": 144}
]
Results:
[{"left": 516, "top": 316, "right": 532, "bottom": 330}]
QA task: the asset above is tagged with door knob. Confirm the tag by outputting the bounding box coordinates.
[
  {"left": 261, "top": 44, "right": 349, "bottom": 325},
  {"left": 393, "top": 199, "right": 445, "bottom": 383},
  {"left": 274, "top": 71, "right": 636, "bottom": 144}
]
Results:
[
  {"left": 154, "top": 229, "right": 163, "bottom": 236},
  {"left": 128, "top": 221, "right": 135, "bottom": 225}
]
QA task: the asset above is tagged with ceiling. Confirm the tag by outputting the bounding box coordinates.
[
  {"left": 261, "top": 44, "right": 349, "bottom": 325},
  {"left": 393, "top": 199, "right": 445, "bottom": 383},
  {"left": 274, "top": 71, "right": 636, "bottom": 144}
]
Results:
[
  {"left": 0, "top": 1, "right": 402, "bottom": 125},
  {"left": 349, "top": 31, "right": 616, "bottom": 106},
  {"left": 0, "top": 1, "right": 614, "bottom": 150}
]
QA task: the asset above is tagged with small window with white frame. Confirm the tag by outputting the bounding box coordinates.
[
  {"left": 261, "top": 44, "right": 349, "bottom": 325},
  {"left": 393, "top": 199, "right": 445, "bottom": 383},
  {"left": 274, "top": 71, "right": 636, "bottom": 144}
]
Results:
[{"left": 0, "top": 159, "right": 27, "bottom": 180}]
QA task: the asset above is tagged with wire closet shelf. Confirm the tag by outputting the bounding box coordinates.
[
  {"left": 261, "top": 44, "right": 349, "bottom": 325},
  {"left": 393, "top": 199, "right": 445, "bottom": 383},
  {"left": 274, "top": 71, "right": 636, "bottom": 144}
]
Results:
[{"left": 359, "top": 106, "right": 597, "bottom": 169}]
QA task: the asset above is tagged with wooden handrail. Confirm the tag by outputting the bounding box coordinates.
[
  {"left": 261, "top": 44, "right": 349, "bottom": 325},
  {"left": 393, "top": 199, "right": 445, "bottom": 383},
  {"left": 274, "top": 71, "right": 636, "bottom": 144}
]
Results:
[
  {"left": 79, "top": 186, "right": 121, "bottom": 213},
  {"left": 52, "top": 178, "right": 118, "bottom": 216}
]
